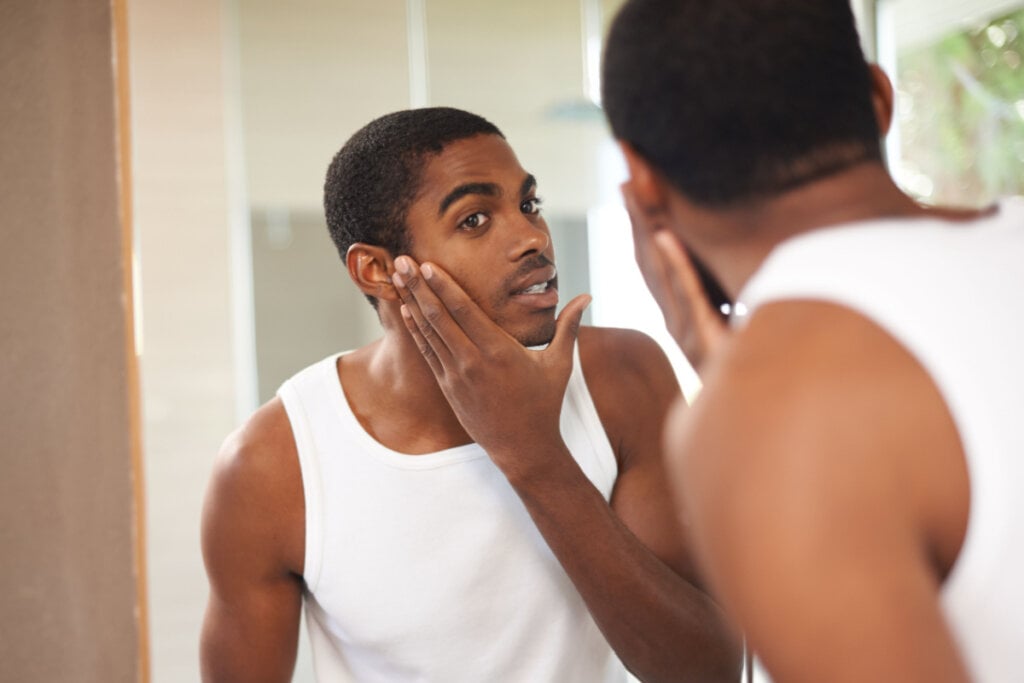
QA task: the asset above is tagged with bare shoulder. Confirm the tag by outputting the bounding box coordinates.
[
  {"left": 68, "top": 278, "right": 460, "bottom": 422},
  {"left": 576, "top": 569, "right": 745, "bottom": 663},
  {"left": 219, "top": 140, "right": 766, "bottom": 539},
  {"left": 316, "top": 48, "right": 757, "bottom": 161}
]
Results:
[
  {"left": 200, "top": 398, "right": 307, "bottom": 681},
  {"left": 214, "top": 397, "right": 299, "bottom": 487},
  {"left": 203, "top": 397, "right": 305, "bottom": 579},
  {"left": 577, "top": 325, "right": 680, "bottom": 410},
  {"left": 670, "top": 299, "right": 969, "bottom": 680},
  {"left": 578, "top": 325, "right": 675, "bottom": 380},
  {"left": 672, "top": 301, "right": 895, "bottom": 525},
  {"left": 675, "top": 299, "right": 965, "bottom": 528},
  {"left": 577, "top": 326, "right": 681, "bottom": 462}
]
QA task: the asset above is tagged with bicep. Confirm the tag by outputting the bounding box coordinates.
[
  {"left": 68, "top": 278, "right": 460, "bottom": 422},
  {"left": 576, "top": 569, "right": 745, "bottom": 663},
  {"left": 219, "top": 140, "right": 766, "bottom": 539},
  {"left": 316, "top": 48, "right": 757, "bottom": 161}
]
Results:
[
  {"left": 609, "top": 394, "right": 700, "bottom": 584},
  {"left": 200, "top": 577, "right": 303, "bottom": 683},
  {"left": 200, "top": 434, "right": 304, "bottom": 683},
  {"left": 593, "top": 329, "right": 698, "bottom": 581}
]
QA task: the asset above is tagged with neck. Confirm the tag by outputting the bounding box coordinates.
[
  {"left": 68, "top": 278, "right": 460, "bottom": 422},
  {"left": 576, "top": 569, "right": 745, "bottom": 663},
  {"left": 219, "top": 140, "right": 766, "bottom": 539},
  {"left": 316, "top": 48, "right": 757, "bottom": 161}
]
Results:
[
  {"left": 353, "top": 304, "right": 471, "bottom": 448},
  {"left": 672, "top": 162, "right": 926, "bottom": 300},
  {"left": 375, "top": 304, "right": 445, "bottom": 390}
]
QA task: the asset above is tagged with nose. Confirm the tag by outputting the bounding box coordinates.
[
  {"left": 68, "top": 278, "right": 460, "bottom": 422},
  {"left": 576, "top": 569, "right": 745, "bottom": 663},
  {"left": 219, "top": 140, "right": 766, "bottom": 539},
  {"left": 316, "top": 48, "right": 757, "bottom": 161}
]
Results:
[{"left": 507, "top": 214, "right": 550, "bottom": 261}]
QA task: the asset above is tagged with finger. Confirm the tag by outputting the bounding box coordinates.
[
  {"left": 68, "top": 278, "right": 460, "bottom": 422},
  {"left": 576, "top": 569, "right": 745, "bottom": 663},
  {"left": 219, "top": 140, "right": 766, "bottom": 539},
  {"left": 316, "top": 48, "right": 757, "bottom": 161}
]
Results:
[
  {"left": 621, "top": 183, "right": 655, "bottom": 249},
  {"left": 417, "top": 261, "right": 510, "bottom": 347},
  {"left": 392, "top": 257, "right": 456, "bottom": 366},
  {"left": 653, "top": 231, "right": 727, "bottom": 333},
  {"left": 621, "top": 182, "right": 675, "bottom": 308},
  {"left": 547, "top": 293, "right": 592, "bottom": 360},
  {"left": 652, "top": 232, "right": 728, "bottom": 370},
  {"left": 638, "top": 223, "right": 676, "bottom": 315},
  {"left": 399, "top": 304, "right": 446, "bottom": 377}
]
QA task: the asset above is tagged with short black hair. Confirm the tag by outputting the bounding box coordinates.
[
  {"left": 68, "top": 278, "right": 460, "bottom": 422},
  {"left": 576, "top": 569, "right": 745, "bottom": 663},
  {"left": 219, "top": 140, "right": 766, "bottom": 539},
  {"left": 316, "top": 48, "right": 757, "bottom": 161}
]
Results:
[
  {"left": 602, "top": 0, "right": 882, "bottom": 207},
  {"left": 324, "top": 107, "right": 504, "bottom": 306}
]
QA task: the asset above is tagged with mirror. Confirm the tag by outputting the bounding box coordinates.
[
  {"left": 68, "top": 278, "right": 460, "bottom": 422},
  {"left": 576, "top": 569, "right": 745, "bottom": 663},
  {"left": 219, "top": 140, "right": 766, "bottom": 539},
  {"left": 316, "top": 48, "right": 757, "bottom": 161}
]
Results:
[
  {"left": 132, "top": 1, "right": 696, "bottom": 680},
  {"left": 139, "top": 0, "right": 1002, "bottom": 680}
]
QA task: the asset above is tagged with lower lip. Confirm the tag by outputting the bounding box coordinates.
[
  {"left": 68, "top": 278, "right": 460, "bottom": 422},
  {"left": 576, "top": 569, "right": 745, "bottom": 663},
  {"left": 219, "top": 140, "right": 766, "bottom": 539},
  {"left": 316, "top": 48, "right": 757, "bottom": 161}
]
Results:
[{"left": 511, "top": 286, "right": 559, "bottom": 309}]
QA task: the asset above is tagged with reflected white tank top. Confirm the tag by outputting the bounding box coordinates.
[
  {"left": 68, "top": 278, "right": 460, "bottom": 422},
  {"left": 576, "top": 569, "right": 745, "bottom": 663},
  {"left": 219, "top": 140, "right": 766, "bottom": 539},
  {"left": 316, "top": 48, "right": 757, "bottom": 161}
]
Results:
[
  {"left": 737, "top": 198, "right": 1024, "bottom": 682},
  {"left": 277, "top": 343, "right": 626, "bottom": 683}
]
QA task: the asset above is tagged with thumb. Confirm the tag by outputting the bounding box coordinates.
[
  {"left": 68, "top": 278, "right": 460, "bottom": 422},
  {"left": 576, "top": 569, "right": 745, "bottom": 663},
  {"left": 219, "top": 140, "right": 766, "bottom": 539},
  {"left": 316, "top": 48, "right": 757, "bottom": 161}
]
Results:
[{"left": 548, "top": 293, "right": 592, "bottom": 357}]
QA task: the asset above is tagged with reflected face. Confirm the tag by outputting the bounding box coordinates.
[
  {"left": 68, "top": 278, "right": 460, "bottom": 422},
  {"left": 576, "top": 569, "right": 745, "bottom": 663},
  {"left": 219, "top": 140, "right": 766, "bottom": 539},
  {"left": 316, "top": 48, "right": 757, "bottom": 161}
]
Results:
[{"left": 403, "top": 134, "right": 559, "bottom": 347}]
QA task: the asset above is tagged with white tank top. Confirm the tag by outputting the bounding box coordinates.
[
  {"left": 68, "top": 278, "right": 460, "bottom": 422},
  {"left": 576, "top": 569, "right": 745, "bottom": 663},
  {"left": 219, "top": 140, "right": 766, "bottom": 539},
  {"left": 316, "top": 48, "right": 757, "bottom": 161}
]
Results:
[
  {"left": 736, "top": 198, "right": 1024, "bottom": 682},
  {"left": 277, "top": 343, "right": 627, "bottom": 683}
]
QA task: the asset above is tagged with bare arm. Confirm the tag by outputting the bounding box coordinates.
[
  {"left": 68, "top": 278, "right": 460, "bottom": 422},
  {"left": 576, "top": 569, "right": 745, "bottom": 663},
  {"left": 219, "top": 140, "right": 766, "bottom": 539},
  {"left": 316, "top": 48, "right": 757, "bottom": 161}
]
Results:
[
  {"left": 200, "top": 399, "right": 305, "bottom": 683},
  {"left": 673, "top": 301, "right": 971, "bottom": 683},
  {"left": 392, "top": 258, "right": 742, "bottom": 682},
  {"left": 516, "top": 328, "right": 742, "bottom": 682}
]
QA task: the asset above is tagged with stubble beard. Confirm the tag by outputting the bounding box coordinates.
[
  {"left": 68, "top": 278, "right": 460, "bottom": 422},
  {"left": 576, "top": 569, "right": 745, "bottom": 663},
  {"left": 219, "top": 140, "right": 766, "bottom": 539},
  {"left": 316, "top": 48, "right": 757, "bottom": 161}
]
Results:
[
  {"left": 492, "top": 253, "right": 559, "bottom": 348},
  {"left": 517, "top": 317, "right": 557, "bottom": 348}
]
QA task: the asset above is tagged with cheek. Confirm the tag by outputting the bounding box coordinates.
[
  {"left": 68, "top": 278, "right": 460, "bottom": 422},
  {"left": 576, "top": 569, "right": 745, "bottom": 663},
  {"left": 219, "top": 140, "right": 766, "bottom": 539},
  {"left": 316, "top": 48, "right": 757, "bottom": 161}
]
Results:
[
  {"left": 449, "top": 269, "right": 492, "bottom": 306},
  {"left": 410, "top": 246, "right": 468, "bottom": 289},
  {"left": 413, "top": 241, "right": 508, "bottom": 312},
  {"left": 448, "top": 265, "right": 509, "bottom": 315},
  {"left": 418, "top": 254, "right": 486, "bottom": 303}
]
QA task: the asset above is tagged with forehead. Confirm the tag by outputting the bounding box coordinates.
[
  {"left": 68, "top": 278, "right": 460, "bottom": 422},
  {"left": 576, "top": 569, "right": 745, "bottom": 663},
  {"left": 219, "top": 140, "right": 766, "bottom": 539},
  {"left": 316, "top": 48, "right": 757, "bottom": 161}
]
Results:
[{"left": 414, "top": 134, "right": 527, "bottom": 201}]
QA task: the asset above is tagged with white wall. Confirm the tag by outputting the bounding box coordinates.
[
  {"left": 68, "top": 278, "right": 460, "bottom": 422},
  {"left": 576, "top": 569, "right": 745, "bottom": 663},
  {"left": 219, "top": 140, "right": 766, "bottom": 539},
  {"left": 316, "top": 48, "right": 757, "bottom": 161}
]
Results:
[{"left": 129, "top": 1, "right": 248, "bottom": 680}]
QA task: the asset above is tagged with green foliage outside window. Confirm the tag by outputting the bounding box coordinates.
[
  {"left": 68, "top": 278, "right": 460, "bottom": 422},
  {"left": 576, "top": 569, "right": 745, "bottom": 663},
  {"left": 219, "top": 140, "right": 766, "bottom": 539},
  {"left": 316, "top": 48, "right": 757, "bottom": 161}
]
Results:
[{"left": 895, "top": 7, "right": 1024, "bottom": 206}]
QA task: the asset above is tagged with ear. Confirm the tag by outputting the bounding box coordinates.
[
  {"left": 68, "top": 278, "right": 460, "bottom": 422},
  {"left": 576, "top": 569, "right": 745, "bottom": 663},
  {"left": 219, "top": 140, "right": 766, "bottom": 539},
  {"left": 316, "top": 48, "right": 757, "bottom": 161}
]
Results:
[
  {"left": 346, "top": 243, "right": 399, "bottom": 304},
  {"left": 618, "top": 141, "right": 671, "bottom": 218},
  {"left": 868, "top": 63, "right": 895, "bottom": 137}
]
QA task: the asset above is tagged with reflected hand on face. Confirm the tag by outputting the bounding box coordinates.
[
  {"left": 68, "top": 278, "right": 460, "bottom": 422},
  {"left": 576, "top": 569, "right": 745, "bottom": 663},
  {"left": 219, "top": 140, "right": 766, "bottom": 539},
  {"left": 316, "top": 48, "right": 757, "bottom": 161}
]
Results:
[
  {"left": 621, "top": 182, "right": 728, "bottom": 372},
  {"left": 391, "top": 255, "right": 591, "bottom": 479}
]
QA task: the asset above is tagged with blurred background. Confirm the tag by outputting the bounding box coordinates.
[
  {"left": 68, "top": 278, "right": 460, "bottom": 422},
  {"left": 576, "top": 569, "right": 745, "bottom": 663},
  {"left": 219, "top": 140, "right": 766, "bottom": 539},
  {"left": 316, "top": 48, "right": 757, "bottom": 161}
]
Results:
[
  {"left": 879, "top": 0, "right": 1024, "bottom": 205},
  {"left": 2, "top": 0, "right": 1021, "bottom": 681}
]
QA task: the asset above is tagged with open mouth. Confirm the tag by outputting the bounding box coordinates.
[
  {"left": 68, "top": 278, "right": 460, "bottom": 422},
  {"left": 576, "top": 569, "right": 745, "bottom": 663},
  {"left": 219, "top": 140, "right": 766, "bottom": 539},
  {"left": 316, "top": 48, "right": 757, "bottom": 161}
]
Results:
[
  {"left": 517, "top": 280, "right": 553, "bottom": 295},
  {"left": 512, "top": 266, "right": 558, "bottom": 296}
]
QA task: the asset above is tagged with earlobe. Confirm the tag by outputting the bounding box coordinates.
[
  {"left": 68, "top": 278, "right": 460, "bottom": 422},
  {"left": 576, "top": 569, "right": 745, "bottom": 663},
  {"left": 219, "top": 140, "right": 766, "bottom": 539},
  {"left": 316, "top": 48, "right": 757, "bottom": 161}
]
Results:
[
  {"left": 618, "top": 141, "right": 670, "bottom": 216},
  {"left": 346, "top": 244, "right": 399, "bottom": 303},
  {"left": 868, "top": 63, "right": 895, "bottom": 137}
]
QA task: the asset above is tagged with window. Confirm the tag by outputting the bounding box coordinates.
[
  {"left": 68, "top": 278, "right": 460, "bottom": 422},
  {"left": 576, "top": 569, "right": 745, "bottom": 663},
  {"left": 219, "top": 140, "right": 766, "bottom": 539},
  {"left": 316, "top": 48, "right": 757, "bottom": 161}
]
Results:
[{"left": 878, "top": 0, "right": 1024, "bottom": 206}]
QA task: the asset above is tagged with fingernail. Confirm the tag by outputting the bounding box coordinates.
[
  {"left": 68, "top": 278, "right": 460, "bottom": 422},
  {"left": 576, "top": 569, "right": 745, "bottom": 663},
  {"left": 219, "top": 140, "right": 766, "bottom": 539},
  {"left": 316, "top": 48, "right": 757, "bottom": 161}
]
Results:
[
  {"left": 395, "top": 257, "right": 411, "bottom": 275},
  {"left": 653, "top": 231, "right": 675, "bottom": 247},
  {"left": 421, "top": 264, "right": 434, "bottom": 280},
  {"left": 392, "top": 272, "right": 405, "bottom": 289}
]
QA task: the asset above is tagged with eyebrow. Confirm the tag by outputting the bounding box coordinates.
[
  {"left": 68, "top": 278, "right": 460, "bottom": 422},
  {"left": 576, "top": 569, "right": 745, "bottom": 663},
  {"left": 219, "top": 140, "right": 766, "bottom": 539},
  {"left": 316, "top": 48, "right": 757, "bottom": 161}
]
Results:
[
  {"left": 438, "top": 182, "right": 499, "bottom": 217},
  {"left": 437, "top": 173, "right": 537, "bottom": 217},
  {"left": 519, "top": 174, "right": 537, "bottom": 200}
]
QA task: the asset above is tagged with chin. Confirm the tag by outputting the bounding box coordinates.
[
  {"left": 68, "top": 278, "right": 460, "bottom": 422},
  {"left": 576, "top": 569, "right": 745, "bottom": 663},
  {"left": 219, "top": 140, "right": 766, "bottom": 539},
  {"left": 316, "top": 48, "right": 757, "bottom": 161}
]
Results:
[{"left": 514, "top": 319, "right": 557, "bottom": 348}]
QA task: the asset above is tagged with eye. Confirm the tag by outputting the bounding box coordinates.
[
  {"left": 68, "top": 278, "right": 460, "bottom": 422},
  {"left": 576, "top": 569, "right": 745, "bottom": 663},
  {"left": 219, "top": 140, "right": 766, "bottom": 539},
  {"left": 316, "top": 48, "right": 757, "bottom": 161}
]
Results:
[
  {"left": 521, "top": 197, "right": 543, "bottom": 215},
  {"left": 459, "top": 212, "right": 489, "bottom": 230}
]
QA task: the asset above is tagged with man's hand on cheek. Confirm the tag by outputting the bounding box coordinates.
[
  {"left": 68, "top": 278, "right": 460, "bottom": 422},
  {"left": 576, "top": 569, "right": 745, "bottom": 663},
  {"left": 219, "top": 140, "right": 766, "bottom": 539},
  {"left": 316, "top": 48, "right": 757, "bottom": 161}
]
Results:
[
  {"left": 391, "top": 255, "right": 591, "bottom": 482},
  {"left": 621, "top": 183, "right": 728, "bottom": 372}
]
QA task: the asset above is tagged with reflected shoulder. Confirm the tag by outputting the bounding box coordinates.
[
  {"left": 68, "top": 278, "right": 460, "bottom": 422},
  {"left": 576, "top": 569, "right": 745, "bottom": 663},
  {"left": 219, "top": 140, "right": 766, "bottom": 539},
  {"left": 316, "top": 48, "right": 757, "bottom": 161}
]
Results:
[
  {"left": 578, "top": 325, "right": 681, "bottom": 470},
  {"left": 578, "top": 325, "right": 679, "bottom": 392},
  {"left": 224, "top": 396, "right": 295, "bottom": 451},
  {"left": 204, "top": 397, "right": 304, "bottom": 576},
  {"left": 215, "top": 398, "right": 299, "bottom": 490}
]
